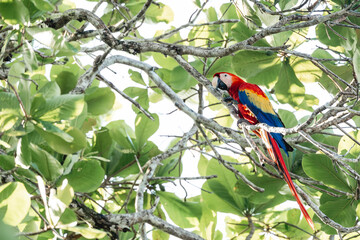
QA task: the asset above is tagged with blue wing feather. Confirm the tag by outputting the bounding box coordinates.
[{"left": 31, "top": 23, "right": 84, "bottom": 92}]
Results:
[{"left": 238, "top": 89, "right": 290, "bottom": 155}]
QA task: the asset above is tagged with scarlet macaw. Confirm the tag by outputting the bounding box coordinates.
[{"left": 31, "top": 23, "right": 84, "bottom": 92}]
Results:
[{"left": 212, "top": 72, "right": 314, "bottom": 230}]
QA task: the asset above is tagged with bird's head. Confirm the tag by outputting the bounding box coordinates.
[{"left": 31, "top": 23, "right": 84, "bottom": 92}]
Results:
[{"left": 212, "top": 72, "right": 241, "bottom": 91}]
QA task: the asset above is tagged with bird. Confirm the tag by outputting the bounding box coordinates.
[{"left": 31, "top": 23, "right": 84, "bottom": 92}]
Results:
[{"left": 212, "top": 72, "right": 315, "bottom": 231}]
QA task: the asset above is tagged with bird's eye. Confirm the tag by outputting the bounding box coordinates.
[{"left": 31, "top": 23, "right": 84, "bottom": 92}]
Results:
[{"left": 224, "top": 74, "right": 228, "bottom": 77}]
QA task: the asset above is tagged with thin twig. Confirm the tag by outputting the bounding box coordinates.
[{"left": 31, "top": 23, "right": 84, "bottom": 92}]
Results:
[{"left": 149, "top": 175, "right": 217, "bottom": 181}]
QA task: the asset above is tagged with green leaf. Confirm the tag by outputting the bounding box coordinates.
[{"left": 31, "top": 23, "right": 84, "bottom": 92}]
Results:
[
  {"left": 214, "top": 107, "right": 233, "bottom": 127},
  {"left": 50, "top": 61, "right": 83, "bottom": 94},
  {"left": 312, "top": 132, "right": 341, "bottom": 149},
  {"left": 312, "top": 48, "right": 334, "bottom": 59},
  {"left": 85, "top": 87, "right": 115, "bottom": 115},
  {"left": 291, "top": 58, "right": 322, "bottom": 83},
  {"left": 0, "top": 109, "right": 20, "bottom": 132},
  {"left": 202, "top": 158, "right": 245, "bottom": 215},
  {"left": 153, "top": 227, "right": 169, "bottom": 240},
  {"left": 38, "top": 81, "right": 61, "bottom": 99},
  {"left": 302, "top": 154, "right": 352, "bottom": 192},
  {"left": 58, "top": 208, "right": 77, "bottom": 227},
  {"left": 206, "top": 7, "right": 218, "bottom": 22},
  {"left": 8, "top": 61, "right": 25, "bottom": 85},
  {"left": 107, "top": 120, "right": 135, "bottom": 150},
  {"left": 188, "top": 24, "right": 219, "bottom": 47},
  {"left": 198, "top": 199, "right": 217, "bottom": 240},
  {"left": 57, "top": 179, "right": 74, "bottom": 206},
  {"left": 146, "top": 3, "right": 174, "bottom": 23},
  {"left": 220, "top": 3, "right": 238, "bottom": 19},
  {"left": 37, "top": 121, "right": 74, "bottom": 142},
  {"left": 279, "top": 0, "right": 297, "bottom": 10},
  {"left": 296, "top": 94, "right": 319, "bottom": 111},
  {"left": 30, "top": 74, "right": 50, "bottom": 94},
  {"left": 30, "top": 144, "right": 64, "bottom": 181},
  {"left": 254, "top": 4, "right": 280, "bottom": 26},
  {"left": 57, "top": 42, "right": 80, "bottom": 57},
  {"left": 128, "top": 69, "right": 146, "bottom": 86},
  {"left": 26, "top": 28, "right": 60, "bottom": 51},
  {"left": 320, "top": 198, "right": 356, "bottom": 233},
  {"left": 35, "top": 125, "right": 87, "bottom": 154},
  {"left": 275, "top": 61, "right": 305, "bottom": 107},
  {"left": 17, "top": 209, "right": 41, "bottom": 240},
  {"left": 135, "top": 113, "right": 159, "bottom": 150},
  {"left": 93, "top": 128, "right": 113, "bottom": 159},
  {"left": 353, "top": 49, "right": 360, "bottom": 82},
  {"left": 278, "top": 109, "right": 297, "bottom": 128},
  {"left": 233, "top": 165, "right": 284, "bottom": 207},
  {"left": 107, "top": 141, "right": 161, "bottom": 177},
  {"left": 206, "top": 56, "right": 233, "bottom": 79},
  {"left": 19, "top": 78, "right": 32, "bottom": 114},
  {"left": 46, "top": 181, "right": 74, "bottom": 226},
  {"left": 225, "top": 217, "right": 262, "bottom": 239},
  {"left": 32, "top": 94, "right": 85, "bottom": 121},
  {"left": 60, "top": 226, "right": 106, "bottom": 239},
  {"left": 27, "top": 27, "right": 78, "bottom": 57},
  {"left": 155, "top": 157, "right": 182, "bottom": 178},
  {"left": 0, "top": 139, "right": 11, "bottom": 149},
  {"left": 65, "top": 159, "right": 105, "bottom": 193},
  {"left": 169, "top": 65, "right": 197, "bottom": 91},
  {"left": 0, "top": 92, "right": 20, "bottom": 111},
  {"left": 232, "top": 50, "right": 280, "bottom": 87},
  {"left": 29, "top": 0, "right": 54, "bottom": 11},
  {"left": 194, "top": 0, "right": 201, "bottom": 7},
  {"left": 0, "top": 155, "right": 15, "bottom": 171},
  {"left": 101, "top": 4, "right": 125, "bottom": 26},
  {"left": 15, "top": 136, "right": 31, "bottom": 168},
  {"left": 0, "top": 0, "right": 29, "bottom": 25},
  {"left": 219, "top": 3, "right": 239, "bottom": 34},
  {"left": 234, "top": 1, "right": 262, "bottom": 28},
  {"left": 231, "top": 21, "right": 269, "bottom": 46},
  {"left": 287, "top": 209, "right": 300, "bottom": 225},
  {"left": 270, "top": 31, "right": 292, "bottom": 47},
  {"left": 198, "top": 155, "right": 208, "bottom": 176},
  {"left": 105, "top": 151, "right": 135, "bottom": 177},
  {"left": 48, "top": 189, "right": 66, "bottom": 225},
  {"left": 71, "top": 101, "right": 89, "bottom": 130},
  {"left": 316, "top": 23, "right": 355, "bottom": 49},
  {"left": 57, "top": 0, "right": 76, "bottom": 12},
  {"left": 0, "top": 182, "right": 30, "bottom": 226},
  {"left": 158, "top": 192, "right": 201, "bottom": 228},
  {"left": 338, "top": 131, "right": 360, "bottom": 158},
  {"left": 318, "top": 63, "right": 353, "bottom": 95},
  {"left": 23, "top": 40, "right": 38, "bottom": 72},
  {"left": 124, "top": 87, "right": 149, "bottom": 112},
  {"left": 153, "top": 52, "right": 178, "bottom": 70}
]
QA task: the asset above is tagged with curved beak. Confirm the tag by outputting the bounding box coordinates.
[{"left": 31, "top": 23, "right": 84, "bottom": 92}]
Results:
[{"left": 212, "top": 76, "right": 228, "bottom": 90}]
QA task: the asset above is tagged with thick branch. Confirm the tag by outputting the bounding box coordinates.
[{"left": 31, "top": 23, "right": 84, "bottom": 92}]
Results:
[
  {"left": 81, "top": 5, "right": 355, "bottom": 57},
  {"left": 44, "top": 8, "right": 118, "bottom": 48},
  {"left": 71, "top": 199, "right": 203, "bottom": 240}
]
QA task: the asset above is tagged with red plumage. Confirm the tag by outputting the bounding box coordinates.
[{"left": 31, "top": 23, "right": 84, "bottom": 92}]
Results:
[{"left": 213, "top": 72, "right": 315, "bottom": 231}]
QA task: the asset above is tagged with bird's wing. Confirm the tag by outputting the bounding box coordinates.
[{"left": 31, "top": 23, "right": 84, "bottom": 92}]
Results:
[
  {"left": 238, "top": 87, "right": 291, "bottom": 154},
  {"left": 238, "top": 87, "right": 283, "bottom": 128}
]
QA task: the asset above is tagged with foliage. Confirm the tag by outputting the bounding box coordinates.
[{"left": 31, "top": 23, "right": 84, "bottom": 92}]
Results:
[{"left": 0, "top": 0, "right": 359, "bottom": 239}]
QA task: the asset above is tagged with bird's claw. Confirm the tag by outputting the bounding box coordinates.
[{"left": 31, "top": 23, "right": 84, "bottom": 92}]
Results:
[
  {"left": 223, "top": 96, "right": 237, "bottom": 106},
  {"left": 237, "top": 119, "right": 250, "bottom": 127}
]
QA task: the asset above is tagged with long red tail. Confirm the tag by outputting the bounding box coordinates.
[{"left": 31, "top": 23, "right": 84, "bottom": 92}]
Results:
[{"left": 259, "top": 129, "right": 315, "bottom": 230}]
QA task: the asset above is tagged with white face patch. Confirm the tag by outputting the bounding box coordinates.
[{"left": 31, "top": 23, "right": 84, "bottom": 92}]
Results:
[
  {"left": 212, "top": 77, "right": 218, "bottom": 88},
  {"left": 219, "top": 73, "right": 233, "bottom": 88}
]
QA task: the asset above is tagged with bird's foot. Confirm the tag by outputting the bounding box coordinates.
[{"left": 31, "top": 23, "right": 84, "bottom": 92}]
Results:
[
  {"left": 237, "top": 119, "right": 250, "bottom": 126},
  {"left": 223, "top": 96, "right": 237, "bottom": 106}
]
